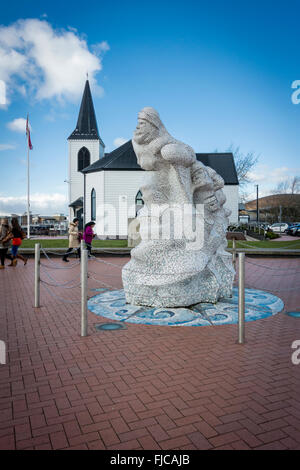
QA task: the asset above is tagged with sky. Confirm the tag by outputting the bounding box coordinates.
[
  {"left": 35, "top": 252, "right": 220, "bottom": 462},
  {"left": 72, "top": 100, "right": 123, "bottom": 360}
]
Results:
[{"left": 0, "top": 0, "right": 300, "bottom": 215}]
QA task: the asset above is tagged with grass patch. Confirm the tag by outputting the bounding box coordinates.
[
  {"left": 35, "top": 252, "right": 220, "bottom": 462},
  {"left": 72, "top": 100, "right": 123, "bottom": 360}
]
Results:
[
  {"left": 227, "top": 240, "right": 300, "bottom": 249},
  {"left": 22, "top": 239, "right": 128, "bottom": 248},
  {"left": 21, "top": 238, "right": 300, "bottom": 250}
]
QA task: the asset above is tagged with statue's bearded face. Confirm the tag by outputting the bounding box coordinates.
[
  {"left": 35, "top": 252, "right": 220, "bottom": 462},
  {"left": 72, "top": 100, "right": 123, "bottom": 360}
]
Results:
[{"left": 134, "top": 117, "right": 158, "bottom": 144}]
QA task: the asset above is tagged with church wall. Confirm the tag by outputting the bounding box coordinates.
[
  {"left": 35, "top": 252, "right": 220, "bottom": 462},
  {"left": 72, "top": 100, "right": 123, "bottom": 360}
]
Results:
[
  {"left": 99, "top": 142, "right": 105, "bottom": 158},
  {"left": 103, "top": 171, "right": 145, "bottom": 237},
  {"left": 223, "top": 185, "right": 239, "bottom": 224},
  {"left": 85, "top": 171, "right": 104, "bottom": 225}
]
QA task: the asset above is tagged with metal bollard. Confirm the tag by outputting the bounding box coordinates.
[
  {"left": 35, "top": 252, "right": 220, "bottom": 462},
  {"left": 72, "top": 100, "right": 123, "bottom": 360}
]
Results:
[
  {"left": 238, "top": 253, "right": 245, "bottom": 344},
  {"left": 232, "top": 238, "right": 236, "bottom": 267},
  {"left": 81, "top": 246, "right": 88, "bottom": 337},
  {"left": 34, "top": 243, "right": 40, "bottom": 308}
]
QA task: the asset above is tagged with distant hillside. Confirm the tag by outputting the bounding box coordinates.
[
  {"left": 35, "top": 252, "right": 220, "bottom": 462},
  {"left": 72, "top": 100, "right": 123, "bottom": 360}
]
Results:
[
  {"left": 246, "top": 194, "right": 300, "bottom": 210},
  {"left": 245, "top": 194, "right": 300, "bottom": 222}
]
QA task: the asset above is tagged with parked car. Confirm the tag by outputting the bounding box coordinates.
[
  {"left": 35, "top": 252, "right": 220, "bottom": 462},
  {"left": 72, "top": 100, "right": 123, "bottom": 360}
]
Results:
[
  {"left": 285, "top": 223, "right": 300, "bottom": 236},
  {"left": 259, "top": 223, "right": 271, "bottom": 231},
  {"left": 269, "top": 223, "right": 290, "bottom": 233},
  {"left": 21, "top": 225, "right": 40, "bottom": 235}
]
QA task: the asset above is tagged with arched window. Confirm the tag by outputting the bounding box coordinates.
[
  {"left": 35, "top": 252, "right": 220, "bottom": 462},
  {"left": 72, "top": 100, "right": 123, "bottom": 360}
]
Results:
[
  {"left": 78, "top": 147, "right": 90, "bottom": 171},
  {"left": 91, "top": 188, "right": 96, "bottom": 221},
  {"left": 135, "top": 190, "right": 144, "bottom": 216},
  {"left": 135, "top": 190, "right": 144, "bottom": 206}
]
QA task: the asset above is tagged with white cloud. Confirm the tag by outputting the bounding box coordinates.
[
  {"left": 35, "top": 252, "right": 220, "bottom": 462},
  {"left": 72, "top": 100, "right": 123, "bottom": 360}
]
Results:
[
  {"left": 0, "top": 144, "right": 15, "bottom": 151},
  {"left": 92, "top": 41, "right": 110, "bottom": 55},
  {"left": 244, "top": 164, "right": 300, "bottom": 201},
  {"left": 246, "top": 188, "right": 272, "bottom": 202},
  {"left": 248, "top": 165, "right": 300, "bottom": 186},
  {"left": 113, "top": 137, "right": 127, "bottom": 147},
  {"left": 6, "top": 117, "right": 28, "bottom": 133},
  {"left": 0, "top": 19, "right": 109, "bottom": 105},
  {"left": 0, "top": 192, "right": 68, "bottom": 215}
]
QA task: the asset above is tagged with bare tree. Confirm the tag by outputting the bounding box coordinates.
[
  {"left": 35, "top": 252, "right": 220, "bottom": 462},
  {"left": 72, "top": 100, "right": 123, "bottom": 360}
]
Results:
[
  {"left": 291, "top": 176, "right": 300, "bottom": 194},
  {"left": 239, "top": 190, "right": 250, "bottom": 203},
  {"left": 227, "top": 144, "right": 259, "bottom": 186},
  {"left": 273, "top": 180, "right": 290, "bottom": 194},
  {"left": 272, "top": 176, "right": 300, "bottom": 194}
]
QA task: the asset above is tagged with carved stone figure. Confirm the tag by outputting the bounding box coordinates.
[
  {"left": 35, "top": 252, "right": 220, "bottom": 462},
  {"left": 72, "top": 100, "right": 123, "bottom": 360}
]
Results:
[{"left": 122, "top": 107, "right": 235, "bottom": 307}]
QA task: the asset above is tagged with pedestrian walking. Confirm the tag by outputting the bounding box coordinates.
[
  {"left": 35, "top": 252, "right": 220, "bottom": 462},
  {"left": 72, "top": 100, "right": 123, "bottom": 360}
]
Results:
[
  {"left": 62, "top": 218, "right": 81, "bottom": 262},
  {"left": 83, "top": 221, "right": 96, "bottom": 257},
  {"left": 8, "top": 218, "right": 27, "bottom": 267},
  {"left": 0, "top": 218, "right": 12, "bottom": 269}
]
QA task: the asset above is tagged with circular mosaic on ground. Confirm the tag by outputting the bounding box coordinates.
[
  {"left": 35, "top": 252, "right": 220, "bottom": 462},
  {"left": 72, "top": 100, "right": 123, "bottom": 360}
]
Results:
[
  {"left": 285, "top": 311, "right": 300, "bottom": 318},
  {"left": 87, "top": 287, "right": 284, "bottom": 327}
]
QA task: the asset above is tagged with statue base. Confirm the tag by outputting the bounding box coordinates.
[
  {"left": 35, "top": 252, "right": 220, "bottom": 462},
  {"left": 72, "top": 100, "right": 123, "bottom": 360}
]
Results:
[
  {"left": 87, "top": 287, "right": 284, "bottom": 327},
  {"left": 122, "top": 248, "right": 235, "bottom": 308}
]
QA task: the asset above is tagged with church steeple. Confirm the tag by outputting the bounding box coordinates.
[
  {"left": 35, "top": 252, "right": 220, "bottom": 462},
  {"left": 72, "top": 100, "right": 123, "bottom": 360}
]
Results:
[{"left": 68, "top": 80, "right": 102, "bottom": 141}]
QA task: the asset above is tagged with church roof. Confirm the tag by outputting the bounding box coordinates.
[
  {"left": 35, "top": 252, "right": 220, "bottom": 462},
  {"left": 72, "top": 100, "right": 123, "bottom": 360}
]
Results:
[
  {"left": 195, "top": 153, "right": 239, "bottom": 185},
  {"left": 69, "top": 197, "right": 83, "bottom": 208},
  {"left": 68, "top": 80, "right": 103, "bottom": 143},
  {"left": 81, "top": 140, "right": 239, "bottom": 185}
]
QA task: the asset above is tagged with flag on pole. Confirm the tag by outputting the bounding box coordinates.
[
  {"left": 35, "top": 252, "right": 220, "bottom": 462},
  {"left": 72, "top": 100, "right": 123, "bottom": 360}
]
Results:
[{"left": 26, "top": 115, "right": 33, "bottom": 150}]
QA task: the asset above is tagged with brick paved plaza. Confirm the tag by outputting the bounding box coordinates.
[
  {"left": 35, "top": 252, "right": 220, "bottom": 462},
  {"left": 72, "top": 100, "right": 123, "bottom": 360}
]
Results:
[{"left": 0, "top": 254, "right": 299, "bottom": 450}]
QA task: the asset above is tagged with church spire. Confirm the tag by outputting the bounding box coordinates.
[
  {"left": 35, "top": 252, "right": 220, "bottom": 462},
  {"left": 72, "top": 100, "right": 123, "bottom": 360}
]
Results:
[{"left": 68, "top": 80, "right": 100, "bottom": 140}]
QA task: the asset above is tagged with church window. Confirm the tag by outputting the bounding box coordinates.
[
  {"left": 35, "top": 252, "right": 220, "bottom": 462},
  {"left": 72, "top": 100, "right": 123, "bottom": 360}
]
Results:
[
  {"left": 136, "top": 190, "right": 144, "bottom": 206},
  {"left": 135, "top": 190, "right": 144, "bottom": 216},
  {"left": 91, "top": 188, "right": 96, "bottom": 221},
  {"left": 78, "top": 147, "right": 90, "bottom": 171}
]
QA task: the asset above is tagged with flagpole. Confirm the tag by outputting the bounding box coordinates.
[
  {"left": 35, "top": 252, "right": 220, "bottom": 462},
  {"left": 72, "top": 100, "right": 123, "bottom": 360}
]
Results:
[
  {"left": 27, "top": 140, "right": 30, "bottom": 239},
  {"left": 26, "top": 114, "right": 33, "bottom": 239}
]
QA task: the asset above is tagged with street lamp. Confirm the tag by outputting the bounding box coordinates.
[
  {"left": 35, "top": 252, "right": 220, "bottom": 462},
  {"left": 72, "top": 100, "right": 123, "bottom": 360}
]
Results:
[{"left": 255, "top": 184, "right": 259, "bottom": 224}]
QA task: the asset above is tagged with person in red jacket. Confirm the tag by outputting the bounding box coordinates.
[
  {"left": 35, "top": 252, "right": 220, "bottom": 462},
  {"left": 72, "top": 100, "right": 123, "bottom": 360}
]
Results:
[
  {"left": 8, "top": 218, "right": 27, "bottom": 267},
  {"left": 83, "top": 221, "right": 96, "bottom": 257}
]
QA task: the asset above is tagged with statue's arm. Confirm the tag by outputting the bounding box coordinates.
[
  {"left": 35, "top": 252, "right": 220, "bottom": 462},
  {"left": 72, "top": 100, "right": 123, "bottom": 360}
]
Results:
[{"left": 161, "top": 143, "right": 196, "bottom": 167}]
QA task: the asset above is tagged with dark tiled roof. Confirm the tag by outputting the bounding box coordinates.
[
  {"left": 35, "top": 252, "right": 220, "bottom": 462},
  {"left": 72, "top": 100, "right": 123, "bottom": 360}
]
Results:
[
  {"left": 195, "top": 153, "right": 239, "bottom": 185},
  {"left": 82, "top": 140, "right": 239, "bottom": 185},
  {"left": 68, "top": 80, "right": 103, "bottom": 143},
  {"left": 69, "top": 197, "right": 83, "bottom": 208}
]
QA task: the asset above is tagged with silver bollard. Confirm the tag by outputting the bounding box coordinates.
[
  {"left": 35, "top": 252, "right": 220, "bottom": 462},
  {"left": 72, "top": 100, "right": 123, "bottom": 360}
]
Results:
[
  {"left": 81, "top": 246, "right": 88, "bottom": 337},
  {"left": 232, "top": 238, "right": 236, "bottom": 267},
  {"left": 238, "top": 252, "right": 245, "bottom": 344},
  {"left": 34, "top": 243, "right": 40, "bottom": 308}
]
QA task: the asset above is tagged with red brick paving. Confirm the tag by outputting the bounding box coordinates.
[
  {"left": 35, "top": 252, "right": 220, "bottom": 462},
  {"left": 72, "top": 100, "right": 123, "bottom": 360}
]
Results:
[{"left": 0, "top": 254, "right": 300, "bottom": 450}]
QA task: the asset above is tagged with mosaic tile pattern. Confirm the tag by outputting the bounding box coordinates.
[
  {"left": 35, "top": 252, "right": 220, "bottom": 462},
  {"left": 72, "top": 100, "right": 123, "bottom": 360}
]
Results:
[{"left": 88, "top": 287, "right": 284, "bottom": 327}]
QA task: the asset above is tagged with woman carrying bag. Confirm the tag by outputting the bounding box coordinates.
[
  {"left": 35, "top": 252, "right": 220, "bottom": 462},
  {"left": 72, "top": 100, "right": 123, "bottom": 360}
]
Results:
[{"left": 62, "top": 218, "right": 81, "bottom": 262}]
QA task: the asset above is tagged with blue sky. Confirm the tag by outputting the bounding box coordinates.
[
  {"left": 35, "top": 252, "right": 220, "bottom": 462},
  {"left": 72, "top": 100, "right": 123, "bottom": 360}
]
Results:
[{"left": 0, "top": 0, "right": 299, "bottom": 214}]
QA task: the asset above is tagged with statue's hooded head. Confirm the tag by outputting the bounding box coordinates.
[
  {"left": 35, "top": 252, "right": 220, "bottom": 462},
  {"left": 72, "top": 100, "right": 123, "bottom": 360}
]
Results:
[{"left": 133, "top": 107, "right": 168, "bottom": 145}]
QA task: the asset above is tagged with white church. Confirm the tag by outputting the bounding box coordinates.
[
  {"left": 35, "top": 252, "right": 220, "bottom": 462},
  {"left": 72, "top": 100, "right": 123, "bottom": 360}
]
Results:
[{"left": 68, "top": 80, "right": 239, "bottom": 235}]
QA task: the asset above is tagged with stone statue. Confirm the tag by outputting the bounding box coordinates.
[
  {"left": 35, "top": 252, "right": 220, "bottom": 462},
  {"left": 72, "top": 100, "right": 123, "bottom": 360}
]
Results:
[{"left": 122, "top": 107, "right": 235, "bottom": 307}]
